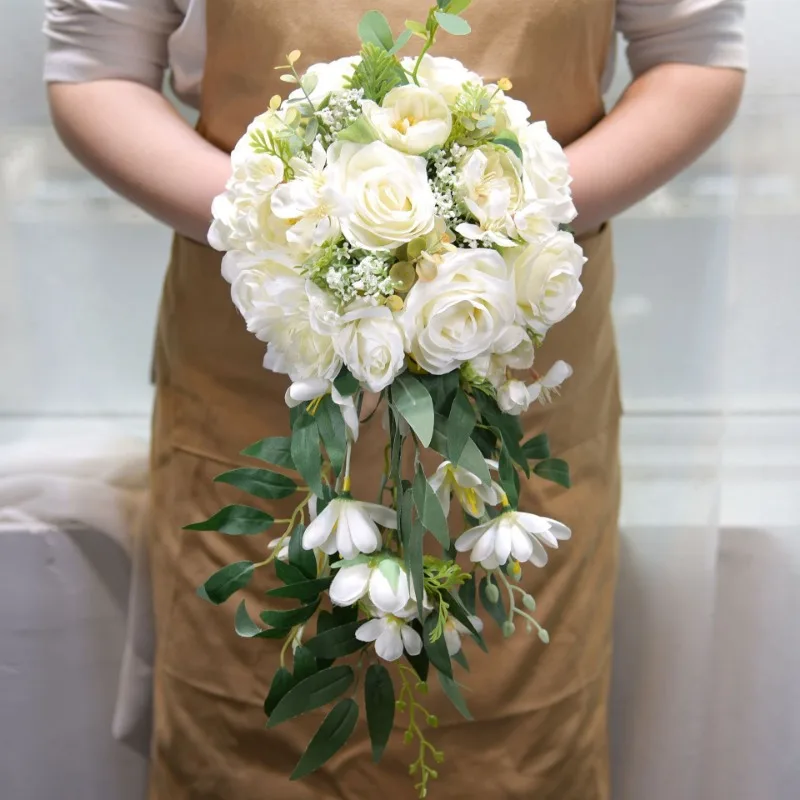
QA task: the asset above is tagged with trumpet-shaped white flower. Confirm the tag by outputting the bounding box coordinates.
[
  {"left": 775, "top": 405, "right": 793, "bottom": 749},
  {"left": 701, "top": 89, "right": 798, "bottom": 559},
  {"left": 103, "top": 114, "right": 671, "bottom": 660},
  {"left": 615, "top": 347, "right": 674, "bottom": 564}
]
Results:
[
  {"left": 444, "top": 614, "right": 484, "bottom": 656},
  {"left": 270, "top": 141, "right": 353, "bottom": 250},
  {"left": 356, "top": 614, "right": 423, "bottom": 662},
  {"left": 329, "top": 556, "right": 410, "bottom": 615},
  {"left": 267, "top": 536, "right": 290, "bottom": 562},
  {"left": 302, "top": 497, "right": 396, "bottom": 560},
  {"left": 497, "top": 379, "right": 532, "bottom": 415},
  {"left": 284, "top": 379, "right": 360, "bottom": 441},
  {"left": 528, "top": 360, "right": 573, "bottom": 404},
  {"left": 455, "top": 510, "right": 571, "bottom": 570},
  {"left": 429, "top": 460, "right": 501, "bottom": 518}
]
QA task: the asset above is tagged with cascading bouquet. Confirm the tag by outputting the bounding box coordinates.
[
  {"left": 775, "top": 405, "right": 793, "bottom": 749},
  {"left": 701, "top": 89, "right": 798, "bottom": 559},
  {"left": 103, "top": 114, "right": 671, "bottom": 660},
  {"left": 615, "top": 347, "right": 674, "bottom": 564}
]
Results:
[{"left": 191, "top": 1, "right": 585, "bottom": 796}]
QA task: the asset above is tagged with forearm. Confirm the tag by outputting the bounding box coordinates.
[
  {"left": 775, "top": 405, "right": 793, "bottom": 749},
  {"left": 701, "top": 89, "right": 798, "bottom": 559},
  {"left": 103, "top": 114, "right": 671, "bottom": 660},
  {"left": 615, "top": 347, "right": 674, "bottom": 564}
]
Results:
[
  {"left": 566, "top": 64, "right": 745, "bottom": 234},
  {"left": 47, "top": 80, "right": 230, "bottom": 243}
]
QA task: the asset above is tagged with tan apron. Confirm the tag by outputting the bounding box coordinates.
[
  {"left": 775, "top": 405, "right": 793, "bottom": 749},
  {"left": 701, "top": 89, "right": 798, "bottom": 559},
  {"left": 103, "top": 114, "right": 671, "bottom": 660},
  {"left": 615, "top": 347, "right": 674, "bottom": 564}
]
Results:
[{"left": 148, "top": 1, "right": 621, "bottom": 797}]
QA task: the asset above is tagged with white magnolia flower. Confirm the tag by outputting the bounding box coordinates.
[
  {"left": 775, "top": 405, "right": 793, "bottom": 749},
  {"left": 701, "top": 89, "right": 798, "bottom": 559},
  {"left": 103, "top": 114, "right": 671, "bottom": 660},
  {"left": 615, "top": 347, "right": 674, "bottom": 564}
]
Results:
[
  {"left": 327, "top": 141, "right": 436, "bottom": 251},
  {"left": 356, "top": 614, "right": 423, "bottom": 662},
  {"left": 335, "top": 302, "right": 405, "bottom": 393},
  {"left": 455, "top": 145, "right": 524, "bottom": 247},
  {"left": 519, "top": 121, "right": 577, "bottom": 224},
  {"left": 400, "top": 55, "right": 482, "bottom": 104},
  {"left": 444, "top": 614, "right": 484, "bottom": 656},
  {"left": 267, "top": 536, "right": 290, "bottom": 562},
  {"left": 429, "top": 460, "right": 501, "bottom": 518},
  {"left": 455, "top": 510, "right": 571, "bottom": 570},
  {"left": 270, "top": 141, "right": 352, "bottom": 250},
  {"left": 287, "top": 56, "right": 361, "bottom": 107},
  {"left": 329, "top": 557, "right": 410, "bottom": 615},
  {"left": 284, "top": 379, "right": 360, "bottom": 441},
  {"left": 302, "top": 497, "right": 397, "bottom": 560},
  {"left": 400, "top": 248, "right": 516, "bottom": 374},
  {"left": 469, "top": 324, "right": 535, "bottom": 389},
  {"left": 507, "top": 231, "right": 585, "bottom": 335},
  {"left": 263, "top": 282, "right": 343, "bottom": 384},
  {"left": 497, "top": 379, "right": 532, "bottom": 415},
  {"left": 362, "top": 85, "right": 452, "bottom": 155},
  {"left": 528, "top": 360, "right": 573, "bottom": 403}
]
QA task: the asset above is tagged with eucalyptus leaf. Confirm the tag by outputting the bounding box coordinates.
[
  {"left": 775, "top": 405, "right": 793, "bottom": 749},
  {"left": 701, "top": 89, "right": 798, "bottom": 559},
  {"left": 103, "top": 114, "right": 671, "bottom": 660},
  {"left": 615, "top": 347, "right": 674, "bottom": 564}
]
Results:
[
  {"left": 290, "top": 699, "right": 359, "bottom": 780},
  {"left": 434, "top": 10, "right": 471, "bottom": 35},
  {"left": 493, "top": 129, "right": 523, "bottom": 161},
  {"left": 405, "top": 19, "right": 428, "bottom": 37},
  {"left": 266, "top": 577, "right": 333, "bottom": 602},
  {"left": 303, "top": 620, "right": 364, "bottom": 659},
  {"left": 304, "top": 117, "right": 319, "bottom": 146},
  {"left": 291, "top": 414, "right": 323, "bottom": 498},
  {"left": 267, "top": 665, "right": 355, "bottom": 727},
  {"left": 388, "top": 28, "right": 413, "bottom": 56},
  {"left": 446, "top": 0, "right": 473, "bottom": 13},
  {"left": 438, "top": 673, "right": 472, "bottom": 720},
  {"left": 534, "top": 458, "right": 571, "bottom": 488},
  {"left": 263, "top": 668, "right": 296, "bottom": 717},
  {"left": 234, "top": 600, "right": 264, "bottom": 638},
  {"left": 300, "top": 72, "right": 319, "bottom": 97},
  {"left": 184, "top": 505, "right": 274, "bottom": 536},
  {"left": 336, "top": 115, "right": 378, "bottom": 144},
  {"left": 200, "top": 561, "right": 254, "bottom": 605},
  {"left": 365, "top": 664, "right": 395, "bottom": 763},
  {"left": 423, "top": 614, "right": 453, "bottom": 679},
  {"left": 447, "top": 390, "right": 476, "bottom": 467},
  {"left": 413, "top": 465, "right": 450, "bottom": 548},
  {"left": 521, "top": 433, "right": 551, "bottom": 461},
  {"left": 392, "top": 374, "right": 434, "bottom": 446},
  {"left": 214, "top": 467, "right": 297, "bottom": 500},
  {"left": 358, "top": 10, "right": 395, "bottom": 51}
]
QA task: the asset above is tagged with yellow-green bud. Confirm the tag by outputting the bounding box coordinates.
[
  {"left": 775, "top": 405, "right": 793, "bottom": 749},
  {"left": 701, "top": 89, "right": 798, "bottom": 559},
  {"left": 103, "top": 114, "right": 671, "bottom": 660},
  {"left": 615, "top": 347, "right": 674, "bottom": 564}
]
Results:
[
  {"left": 523, "top": 594, "right": 537, "bottom": 611},
  {"left": 416, "top": 681, "right": 429, "bottom": 695},
  {"left": 404, "top": 730, "right": 414, "bottom": 745},
  {"left": 427, "top": 715, "right": 439, "bottom": 728},
  {"left": 502, "top": 620, "right": 516, "bottom": 638},
  {"left": 485, "top": 582, "right": 500, "bottom": 603},
  {"left": 395, "top": 700, "right": 407, "bottom": 712}
]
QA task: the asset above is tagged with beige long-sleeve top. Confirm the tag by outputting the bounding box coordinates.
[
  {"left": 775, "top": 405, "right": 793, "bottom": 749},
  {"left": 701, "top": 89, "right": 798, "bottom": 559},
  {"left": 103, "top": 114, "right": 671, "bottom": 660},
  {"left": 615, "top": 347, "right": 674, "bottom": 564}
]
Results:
[{"left": 43, "top": 0, "right": 747, "bottom": 109}]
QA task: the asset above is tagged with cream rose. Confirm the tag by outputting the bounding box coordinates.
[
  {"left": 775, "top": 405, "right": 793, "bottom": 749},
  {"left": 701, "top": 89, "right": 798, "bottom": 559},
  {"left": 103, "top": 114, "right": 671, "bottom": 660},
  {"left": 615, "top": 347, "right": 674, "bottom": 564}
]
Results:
[
  {"left": 400, "top": 248, "right": 516, "bottom": 374},
  {"left": 335, "top": 302, "right": 406, "bottom": 392},
  {"left": 327, "top": 141, "right": 436, "bottom": 251},
  {"left": 287, "top": 56, "right": 360, "bottom": 107},
  {"left": 520, "top": 121, "right": 577, "bottom": 224},
  {"left": 362, "top": 86, "right": 452, "bottom": 155},
  {"left": 401, "top": 55, "right": 481, "bottom": 104},
  {"left": 507, "top": 231, "right": 586, "bottom": 334},
  {"left": 455, "top": 145, "right": 524, "bottom": 247}
]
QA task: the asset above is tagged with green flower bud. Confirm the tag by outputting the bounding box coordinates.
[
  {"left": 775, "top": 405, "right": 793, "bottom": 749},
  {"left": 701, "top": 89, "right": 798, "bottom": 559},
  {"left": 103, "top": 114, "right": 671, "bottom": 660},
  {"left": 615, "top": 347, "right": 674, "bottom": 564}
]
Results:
[
  {"left": 416, "top": 681, "right": 429, "bottom": 694},
  {"left": 404, "top": 730, "right": 414, "bottom": 745},
  {"left": 522, "top": 594, "right": 537, "bottom": 611},
  {"left": 395, "top": 700, "right": 407, "bottom": 712},
  {"left": 427, "top": 715, "right": 439, "bottom": 728},
  {"left": 429, "top": 770, "right": 439, "bottom": 780},
  {"left": 538, "top": 628, "right": 550, "bottom": 644},
  {"left": 502, "top": 620, "right": 516, "bottom": 638},
  {"left": 485, "top": 582, "right": 500, "bottom": 603},
  {"left": 433, "top": 751, "right": 445, "bottom": 764}
]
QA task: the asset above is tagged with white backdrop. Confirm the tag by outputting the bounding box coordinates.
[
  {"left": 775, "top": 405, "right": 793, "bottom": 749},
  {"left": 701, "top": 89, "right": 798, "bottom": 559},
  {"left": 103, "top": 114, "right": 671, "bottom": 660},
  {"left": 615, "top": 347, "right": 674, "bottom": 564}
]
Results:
[{"left": 2, "top": 3, "right": 800, "bottom": 799}]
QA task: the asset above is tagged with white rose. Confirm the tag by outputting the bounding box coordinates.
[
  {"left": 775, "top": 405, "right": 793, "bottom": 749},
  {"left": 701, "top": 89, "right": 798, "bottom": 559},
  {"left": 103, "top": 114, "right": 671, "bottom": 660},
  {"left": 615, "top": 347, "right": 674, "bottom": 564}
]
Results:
[
  {"left": 469, "top": 325, "right": 535, "bottom": 387},
  {"left": 497, "top": 379, "right": 531, "bottom": 415},
  {"left": 520, "top": 121, "right": 577, "bottom": 224},
  {"left": 229, "top": 112, "right": 289, "bottom": 193},
  {"left": 362, "top": 86, "right": 452, "bottom": 155},
  {"left": 288, "top": 56, "right": 360, "bottom": 107},
  {"left": 263, "top": 281, "right": 343, "bottom": 382},
  {"left": 270, "top": 141, "right": 352, "bottom": 250},
  {"left": 455, "top": 145, "right": 524, "bottom": 248},
  {"left": 401, "top": 55, "right": 481, "bottom": 104},
  {"left": 221, "top": 250, "right": 306, "bottom": 342},
  {"left": 327, "top": 141, "right": 436, "bottom": 251},
  {"left": 508, "top": 231, "right": 586, "bottom": 334},
  {"left": 335, "top": 302, "right": 406, "bottom": 393},
  {"left": 493, "top": 93, "right": 532, "bottom": 138},
  {"left": 400, "top": 248, "right": 516, "bottom": 374}
]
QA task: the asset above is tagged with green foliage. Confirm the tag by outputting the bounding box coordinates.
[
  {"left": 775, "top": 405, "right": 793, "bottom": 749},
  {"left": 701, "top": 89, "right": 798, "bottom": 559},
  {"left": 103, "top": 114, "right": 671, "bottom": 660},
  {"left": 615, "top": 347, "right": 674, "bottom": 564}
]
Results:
[
  {"left": 214, "top": 467, "right": 297, "bottom": 500},
  {"left": 365, "top": 664, "right": 395, "bottom": 763},
  {"left": 445, "top": 590, "right": 486, "bottom": 652},
  {"left": 292, "top": 647, "right": 319, "bottom": 682},
  {"left": 399, "top": 486, "right": 425, "bottom": 618},
  {"left": 234, "top": 600, "right": 264, "bottom": 638},
  {"left": 413, "top": 465, "right": 449, "bottom": 548},
  {"left": 521, "top": 433, "right": 551, "bottom": 461},
  {"left": 358, "top": 10, "right": 394, "bottom": 50},
  {"left": 315, "top": 395, "right": 347, "bottom": 475},
  {"left": 303, "top": 620, "right": 364, "bottom": 659},
  {"left": 336, "top": 115, "right": 378, "bottom": 144},
  {"left": 199, "top": 561, "right": 254, "bottom": 605},
  {"left": 447, "top": 389, "right": 476, "bottom": 467},
  {"left": 405, "top": 625, "right": 430, "bottom": 682},
  {"left": 346, "top": 42, "right": 405, "bottom": 104},
  {"left": 291, "top": 413, "right": 323, "bottom": 497},
  {"left": 241, "top": 436, "right": 295, "bottom": 469},
  {"left": 260, "top": 599, "right": 320, "bottom": 629},
  {"left": 458, "top": 573, "right": 477, "bottom": 615},
  {"left": 290, "top": 699, "right": 359, "bottom": 779},
  {"left": 438, "top": 672, "right": 472, "bottom": 719},
  {"left": 183, "top": 505, "right": 274, "bottom": 536},
  {"left": 391, "top": 373, "right": 435, "bottom": 447},
  {"left": 289, "top": 523, "right": 317, "bottom": 579},
  {"left": 448, "top": 82, "right": 498, "bottom": 148},
  {"left": 264, "top": 668, "right": 295, "bottom": 717},
  {"left": 430, "top": 414, "right": 492, "bottom": 485},
  {"left": 266, "top": 577, "right": 333, "bottom": 602},
  {"left": 534, "top": 458, "right": 571, "bottom": 488},
  {"left": 249, "top": 127, "right": 301, "bottom": 178},
  {"left": 499, "top": 447, "right": 520, "bottom": 508},
  {"left": 434, "top": 10, "right": 471, "bottom": 35},
  {"left": 494, "top": 129, "right": 523, "bottom": 161},
  {"left": 267, "top": 666, "right": 354, "bottom": 726},
  {"left": 333, "top": 367, "right": 359, "bottom": 396},
  {"left": 423, "top": 613, "right": 453, "bottom": 679}
]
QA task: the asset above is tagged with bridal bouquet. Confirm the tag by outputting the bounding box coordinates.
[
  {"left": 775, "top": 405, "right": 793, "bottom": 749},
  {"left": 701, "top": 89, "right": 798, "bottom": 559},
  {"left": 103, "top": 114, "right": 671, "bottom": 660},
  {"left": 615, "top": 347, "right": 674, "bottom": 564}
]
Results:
[{"left": 193, "top": 1, "right": 584, "bottom": 796}]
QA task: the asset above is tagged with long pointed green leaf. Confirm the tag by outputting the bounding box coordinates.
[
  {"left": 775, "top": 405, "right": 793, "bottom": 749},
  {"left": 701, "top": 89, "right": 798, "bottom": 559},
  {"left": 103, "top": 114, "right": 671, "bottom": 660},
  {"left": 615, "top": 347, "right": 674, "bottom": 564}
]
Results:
[
  {"left": 184, "top": 505, "right": 274, "bottom": 535},
  {"left": 413, "top": 465, "right": 450, "bottom": 548},
  {"left": 260, "top": 599, "right": 320, "bottom": 630},
  {"left": 293, "top": 647, "right": 318, "bottom": 682},
  {"left": 316, "top": 396, "right": 346, "bottom": 475},
  {"left": 214, "top": 468, "right": 296, "bottom": 500},
  {"left": 266, "top": 577, "right": 333, "bottom": 602},
  {"left": 290, "top": 699, "right": 359, "bottom": 779},
  {"left": 358, "top": 10, "right": 394, "bottom": 50},
  {"left": 241, "top": 437, "right": 295, "bottom": 469},
  {"left": 289, "top": 523, "right": 317, "bottom": 579},
  {"left": 447, "top": 390, "right": 476, "bottom": 467},
  {"left": 534, "top": 458, "right": 571, "bottom": 488},
  {"left": 264, "top": 668, "right": 295, "bottom": 717},
  {"left": 303, "top": 620, "right": 364, "bottom": 659},
  {"left": 200, "top": 561, "right": 254, "bottom": 605},
  {"left": 438, "top": 672, "right": 472, "bottom": 719},
  {"left": 392, "top": 374, "right": 434, "bottom": 447},
  {"left": 521, "top": 433, "right": 551, "bottom": 461},
  {"left": 400, "top": 487, "right": 424, "bottom": 617},
  {"left": 423, "top": 614, "right": 452, "bottom": 679},
  {"left": 291, "top": 414, "right": 323, "bottom": 497},
  {"left": 234, "top": 600, "right": 264, "bottom": 638},
  {"left": 365, "top": 664, "right": 395, "bottom": 763},
  {"left": 267, "top": 666, "right": 354, "bottom": 727}
]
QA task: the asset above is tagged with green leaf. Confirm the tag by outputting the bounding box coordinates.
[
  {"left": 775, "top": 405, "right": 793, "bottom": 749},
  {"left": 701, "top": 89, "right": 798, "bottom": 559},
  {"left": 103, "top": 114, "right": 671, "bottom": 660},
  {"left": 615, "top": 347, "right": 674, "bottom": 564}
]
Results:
[
  {"left": 183, "top": 505, "right": 274, "bottom": 536},
  {"left": 388, "top": 28, "right": 413, "bottom": 55},
  {"left": 534, "top": 458, "right": 571, "bottom": 488},
  {"left": 479, "top": 575, "right": 507, "bottom": 629},
  {"left": 201, "top": 561, "right": 254, "bottom": 605},
  {"left": 365, "top": 664, "right": 395, "bottom": 763},
  {"left": 255, "top": 627, "right": 293, "bottom": 640},
  {"left": 447, "top": 390, "right": 476, "bottom": 467},
  {"left": 413, "top": 465, "right": 450, "bottom": 548},
  {"left": 275, "top": 559, "right": 308, "bottom": 586},
  {"left": 267, "top": 665, "right": 354, "bottom": 727},
  {"left": 392, "top": 374, "right": 434, "bottom": 447},
  {"left": 438, "top": 673, "right": 472, "bottom": 720},
  {"left": 405, "top": 624, "right": 430, "bottom": 681},
  {"left": 493, "top": 129, "right": 523, "bottom": 161},
  {"left": 304, "top": 117, "right": 319, "bottom": 146},
  {"left": 452, "top": 649, "right": 470, "bottom": 671},
  {"left": 303, "top": 620, "right": 364, "bottom": 659},
  {"left": 291, "top": 414, "right": 323, "bottom": 497},
  {"left": 266, "top": 577, "right": 333, "bottom": 602},
  {"left": 399, "top": 487, "right": 425, "bottom": 617},
  {"left": 446, "top": 591, "right": 487, "bottom": 652},
  {"left": 260, "top": 600, "right": 319, "bottom": 630},
  {"left": 300, "top": 72, "right": 319, "bottom": 97},
  {"left": 289, "top": 523, "right": 317, "bottom": 580},
  {"left": 234, "top": 600, "right": 264, "bottom": 638},
  {"left": 474, "top": 392, "right": 528, "bottom": 475},
  {"left": 458, "top": 573, "right": 477, "bottom": 615},
  {"left": 316, "top": 395, "right": 347, "bottom": 475},
  {"left": 214, "top": 468, "right": 296, "bottom": 500},
  {"left": 445, "top": 0, "right": 473, "bottom": 13},
  {"left": 358, "top": 10, "right": 394, "bottom": 50},
  {"left": 334, "top": 367, "right": 360, "bottom": 396},
  {"left": 423, "top": 613, "right": 453, "bottom": 679},
  {"left": 425, "top": 371, "right": 460, "bottom": 416},
  {"left": 332, "top": 603, "right": 359, "bottom": 627},
  {"left": 459, "top": 437, "right": 493, "bottom": 485},
  {"left": 434, "top": 10, "right": 471, "bottom": 35},
  {"left": 336, "top": 114, "right": 378, "bottom": 144},
  {"left": 291, "top": 699, "right": 359, "bottom": 780},
  {"left": 405, "top": 19, "right": 428, "bottom": 37},
  {"left": 264, "top": 668, "right": 295, "bottom": 717},
  {"left": 499, "top": 447, "right": 520, "bottom": 509},
  {"left": 521, "top": 433, "right": 551, "bottom": 461},
  {"left": 293, "top": 646, "right": 318, "bottom": 682}
]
